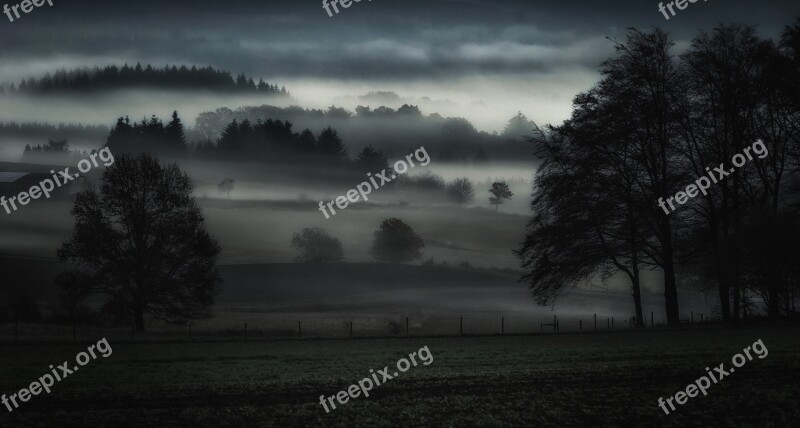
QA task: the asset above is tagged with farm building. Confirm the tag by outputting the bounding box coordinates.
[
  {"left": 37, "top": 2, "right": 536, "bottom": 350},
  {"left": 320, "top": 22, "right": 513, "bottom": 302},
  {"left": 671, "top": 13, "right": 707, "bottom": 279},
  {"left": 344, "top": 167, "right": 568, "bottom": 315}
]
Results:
[{"left": 0, "top": 162, "right": 84, "bottom": 200}]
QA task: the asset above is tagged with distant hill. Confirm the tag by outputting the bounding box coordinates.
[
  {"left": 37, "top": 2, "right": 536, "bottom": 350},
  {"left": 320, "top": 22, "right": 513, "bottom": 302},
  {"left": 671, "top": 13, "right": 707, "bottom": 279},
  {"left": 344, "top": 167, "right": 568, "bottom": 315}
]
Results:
[
  {"left": 0, "top": 256, "right": 516, "bottom": 304},
  {"left": 216, "top": 262, "right": 518, "bottom": 304},
  {"left": 4, "top": 64, "right": 290, "bottom": 96},
  {"left": 0, "top": 256, "right": 710, "bottom": 320},
  {"left": 193, "top": 104, "right": 535, "bottom": 162}
]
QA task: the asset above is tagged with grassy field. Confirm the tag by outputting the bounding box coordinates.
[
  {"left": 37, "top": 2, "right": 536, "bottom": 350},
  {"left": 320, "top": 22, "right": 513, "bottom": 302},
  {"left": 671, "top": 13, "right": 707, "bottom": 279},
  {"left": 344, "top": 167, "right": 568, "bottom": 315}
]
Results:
[{"left": 0, "top": 326, "right": 798, "bottom": 427}]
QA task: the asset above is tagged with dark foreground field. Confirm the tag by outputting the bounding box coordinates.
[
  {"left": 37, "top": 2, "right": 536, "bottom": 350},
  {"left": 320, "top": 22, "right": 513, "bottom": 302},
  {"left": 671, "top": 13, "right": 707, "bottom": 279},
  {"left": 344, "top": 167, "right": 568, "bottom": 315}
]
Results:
[{"left": 0, "top": 326, "right": 798, "bottom": 427}]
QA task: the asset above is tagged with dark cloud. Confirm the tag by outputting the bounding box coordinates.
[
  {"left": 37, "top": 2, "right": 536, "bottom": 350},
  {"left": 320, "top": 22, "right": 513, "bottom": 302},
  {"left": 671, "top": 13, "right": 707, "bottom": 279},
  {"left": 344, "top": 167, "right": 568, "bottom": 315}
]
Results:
[
  {"left": 1, "top": 0, "right": 798, "bottom": 131},
  {"left": 1, "top": 0, "right": 798, "bottom": 82}
]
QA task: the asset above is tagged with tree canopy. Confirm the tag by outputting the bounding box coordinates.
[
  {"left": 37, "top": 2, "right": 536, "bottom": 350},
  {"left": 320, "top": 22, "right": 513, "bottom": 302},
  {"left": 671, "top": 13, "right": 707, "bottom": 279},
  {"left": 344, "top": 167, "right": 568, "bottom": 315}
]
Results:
[
  {"left": 518, "top": 22, "right": 800, "bottom": 325},
  {"left": 58, "top": 153, "right": 222, "bottom": 331},
  {"left": 371, "top": 218, "right": 425, "bottom": 263},
  {"left": 291, "top": 228, "right": 345, "bottom": 264},
  {"left": 11, "top": 64, "right": 289, "bottom": 95}
]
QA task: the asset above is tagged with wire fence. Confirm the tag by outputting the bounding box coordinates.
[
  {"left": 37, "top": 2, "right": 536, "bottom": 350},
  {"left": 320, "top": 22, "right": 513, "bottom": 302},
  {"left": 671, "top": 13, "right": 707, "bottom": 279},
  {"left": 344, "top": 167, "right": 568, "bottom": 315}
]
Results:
[{"left": 0, "top": 311, "right": 721, "bottom": 342}]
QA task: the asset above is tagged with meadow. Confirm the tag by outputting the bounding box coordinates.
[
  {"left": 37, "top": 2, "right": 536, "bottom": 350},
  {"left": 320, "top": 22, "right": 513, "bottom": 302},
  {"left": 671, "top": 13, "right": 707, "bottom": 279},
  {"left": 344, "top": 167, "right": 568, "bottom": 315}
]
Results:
[{"left": 0, "top": 325, "right": 797, "bottom": 427}]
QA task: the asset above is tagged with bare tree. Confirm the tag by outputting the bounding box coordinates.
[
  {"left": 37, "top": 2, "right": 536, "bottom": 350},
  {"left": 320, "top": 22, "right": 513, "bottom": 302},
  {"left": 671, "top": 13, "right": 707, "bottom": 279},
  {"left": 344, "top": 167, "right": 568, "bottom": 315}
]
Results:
[
  {"left": 58, "top": 153, "right": 222, "bottom": 332},
  {"left": 447, "top": 177, "right": 475, "bottom": 206}
]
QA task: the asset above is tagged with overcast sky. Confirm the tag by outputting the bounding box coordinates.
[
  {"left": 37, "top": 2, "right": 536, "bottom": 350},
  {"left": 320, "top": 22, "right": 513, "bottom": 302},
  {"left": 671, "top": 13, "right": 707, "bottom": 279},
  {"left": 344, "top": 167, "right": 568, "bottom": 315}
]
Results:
[{"left": 1, "top": 0, "right": 799, "bottom": 131}]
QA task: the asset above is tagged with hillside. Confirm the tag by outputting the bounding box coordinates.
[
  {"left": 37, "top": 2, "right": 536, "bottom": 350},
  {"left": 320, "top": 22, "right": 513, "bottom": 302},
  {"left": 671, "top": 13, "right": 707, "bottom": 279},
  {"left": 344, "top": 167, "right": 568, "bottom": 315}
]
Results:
[
  {"left": 216, "top": 262, "right": 517, "bottom": 303},
  {"left": 5, "top": 64, "right": 289, "bottom": 96},
  {"left": 0, "top": 256, "right": 516, "bottom": 303}
]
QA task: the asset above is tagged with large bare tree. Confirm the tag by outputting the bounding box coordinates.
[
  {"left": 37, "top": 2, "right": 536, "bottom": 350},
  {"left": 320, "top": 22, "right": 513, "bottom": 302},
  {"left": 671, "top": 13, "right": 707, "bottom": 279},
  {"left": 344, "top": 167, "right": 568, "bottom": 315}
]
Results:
[{"left": 58, "top": 153, "right": 221, "bottom": 331}]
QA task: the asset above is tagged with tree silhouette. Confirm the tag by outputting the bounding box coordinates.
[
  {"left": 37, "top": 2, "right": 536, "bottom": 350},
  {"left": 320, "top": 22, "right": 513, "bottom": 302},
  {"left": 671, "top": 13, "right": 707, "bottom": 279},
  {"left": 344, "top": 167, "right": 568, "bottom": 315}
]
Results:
[
  {"left": 488, "top": 181, "right": 513, "bottom": 211},
  {"left": 518, "top": 29, "right": 686, "bottom": 326},
  {"left": 518, "top": 87, "right": 652, "bottom": 327},
  {"left": 55, "top": 270, "right": 93, "bottom": 336},
  {"left": 317, "top": 126, "right": 348, "bottom": 160},
  {"left": 447, "top": 177, "right": 475, "bottom": 206},
  {"left": 680, "top": 24, "right": 776, "bottom": 322},
  {"left": 474, "top": 147, "right": 489, "bottom": 163},
  {"left": 295, "top": 129, "right": 317, "bottom": 154},
  {"left": 165, "top": 110, "right": 187, "bottom": 155},
  {"left": 596, "top": 29, "right": 686, "bottom": 326},
  {"left": 291, "top": 228, "right": 344, "bottom": 263},
  {"left": 355, "top": 145, "right": 391, "bottom": 174},
  {"left": 217, "top": 178, "right": 235, "bottom": 199},
  {"left": 11, "top": 64, "right": 289, "bottom": 95},
  {"left": 57, "top": 153, "right": 222, "bottom": 332},
  {"left": 106, "top": 112, "right": 188, "bottom": 157},
  {"left": 502, "top": 112, "right": 535, "bottom": 141},
  {"left": 371, "top": 218, "right": 425, "bottom": 263}
]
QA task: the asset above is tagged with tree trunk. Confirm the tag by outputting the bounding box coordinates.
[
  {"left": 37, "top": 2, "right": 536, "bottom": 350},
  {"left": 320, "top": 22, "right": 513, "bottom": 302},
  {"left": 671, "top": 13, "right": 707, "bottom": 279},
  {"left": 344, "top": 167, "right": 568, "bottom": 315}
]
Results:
[
  {"left": 661, "top": 229, "right": 680, "bottom": 326},
  {"left": 768, "top": 288, "right": 780, "bottom": 320},
  {"left": 134, "top": 306, "right": 145, "bottom": 332},
  {"left": 632, "top": 268, "right": 644, "bottom": 328},
  {"left": 663, "top": 262, "right": 680, "bottom": 326},
  {"left": 627, "top": 206, "right": 644, "bottom": 328},
  {"left": 711, "top": 233, "right": 731, "bottom": 322},
  {"left": 717, "top": 273, "right": 731, "bottom": 322},
  {"left": 767, "top": 273, "right": 781, "bottom": 321},
  {"left": 731, "top": 174, "right": 742, "bottom": 322}
]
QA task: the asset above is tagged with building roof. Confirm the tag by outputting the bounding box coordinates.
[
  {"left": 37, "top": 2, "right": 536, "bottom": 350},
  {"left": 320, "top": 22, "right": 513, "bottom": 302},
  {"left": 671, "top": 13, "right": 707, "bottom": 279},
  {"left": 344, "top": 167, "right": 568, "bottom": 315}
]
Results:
[
  {"left": 0, "top": 172, "right": 29, "bottom": 183},
  {"left": 0, "top": 161, "right": 70, "bottom": 174}
]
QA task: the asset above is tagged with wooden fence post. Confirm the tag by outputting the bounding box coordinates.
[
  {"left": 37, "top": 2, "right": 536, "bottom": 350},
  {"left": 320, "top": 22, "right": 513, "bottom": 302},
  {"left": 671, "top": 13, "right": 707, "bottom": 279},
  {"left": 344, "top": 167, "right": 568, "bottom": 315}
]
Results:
[
  {"left": 651, "top": 311, "right": 654, "bottom": 327},
  {"left": 579, "top": 319, "right": 582, "bottom": 331},
  {"left": 460, "top": 316, "right": 463, "bottom": 336},
  {"left": 350, "top": 321, "right": 353, "bottom": 338}
]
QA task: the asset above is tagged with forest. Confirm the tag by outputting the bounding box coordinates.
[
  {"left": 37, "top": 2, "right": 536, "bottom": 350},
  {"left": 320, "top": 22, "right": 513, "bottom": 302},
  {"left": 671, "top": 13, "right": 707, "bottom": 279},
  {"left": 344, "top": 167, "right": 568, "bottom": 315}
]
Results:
[
  {"left": 0, "top": 64, "right": 290, "bottom": 95},
  {"left": 518, "top": 23, "right": 800, "bottom": 326}
]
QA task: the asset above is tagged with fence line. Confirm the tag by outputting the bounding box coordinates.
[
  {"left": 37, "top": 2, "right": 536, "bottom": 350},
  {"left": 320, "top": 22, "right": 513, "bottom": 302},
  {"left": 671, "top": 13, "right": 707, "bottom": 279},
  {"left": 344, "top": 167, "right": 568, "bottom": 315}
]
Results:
[{"left": 0, "top": 311, "right": 719, "bottom": 342}]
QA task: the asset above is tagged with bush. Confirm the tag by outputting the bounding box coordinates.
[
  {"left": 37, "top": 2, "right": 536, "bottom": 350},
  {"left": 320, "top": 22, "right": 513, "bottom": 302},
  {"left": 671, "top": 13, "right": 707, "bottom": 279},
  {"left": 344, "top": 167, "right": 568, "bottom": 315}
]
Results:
[
  {"left": 396, "top": 172, "right": 446, "bottom": 192},
  {"left": 291, "top": 227, "right": 344, "bottom": 263},
  {"left": 371, "top": 218, "right": 425, "bottom": 263},
  {"left": 446, "top": 177, "right": 475, "bottom": 206}
]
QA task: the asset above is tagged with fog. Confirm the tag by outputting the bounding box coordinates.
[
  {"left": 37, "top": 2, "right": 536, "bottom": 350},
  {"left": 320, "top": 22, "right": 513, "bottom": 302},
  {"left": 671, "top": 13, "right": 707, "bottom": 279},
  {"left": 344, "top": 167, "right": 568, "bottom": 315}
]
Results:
[
  {"left": 280, "top": 71, "right": 597, "bottom": 132},
  {"left": 5, "top": 0, "right": 782, "bottom": 328},
  {"left": 0, "top": 90, "right": 294, "bottom": 129}
]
